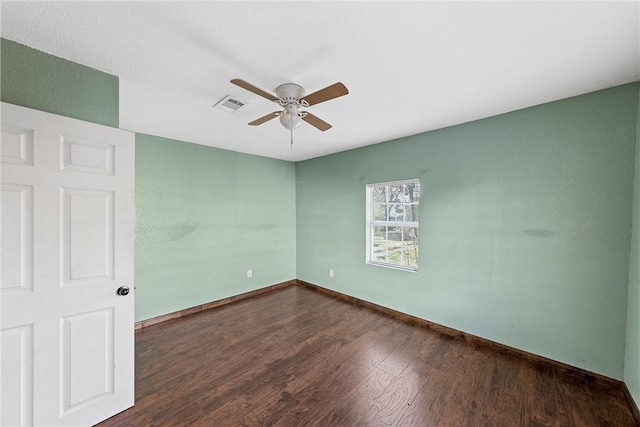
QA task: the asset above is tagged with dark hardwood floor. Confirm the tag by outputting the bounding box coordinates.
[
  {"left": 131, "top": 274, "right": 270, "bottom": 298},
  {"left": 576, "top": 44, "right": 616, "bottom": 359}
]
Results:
[{"left": 98, "top": 285, "right": 637, "bottom": 426}]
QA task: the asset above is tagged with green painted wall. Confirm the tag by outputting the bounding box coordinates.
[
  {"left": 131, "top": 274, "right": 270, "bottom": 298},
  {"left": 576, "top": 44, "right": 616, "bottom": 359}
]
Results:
[
  {"left": 296, "top": 83, "right": 639, "bottom": 379},
  {"left": 625, "top": 84, "right": 640, "bottom": 408},
  {"left": 1, "top": 38, "right": 118, "bottom": 127},
  {"left": 135, "top": 134, "right": 296, "bottom": 321}
]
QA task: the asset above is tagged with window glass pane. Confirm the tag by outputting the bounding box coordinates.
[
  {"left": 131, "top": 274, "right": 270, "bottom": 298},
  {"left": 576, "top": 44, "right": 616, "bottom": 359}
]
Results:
[
  {"left": 402, "top": 184, "right": 411, "bottom": 203},
  {"left": 403, "top": 226, "right": 418, "bottom": 241},
  {"left": 402, "top": 227, "right": 419, "bottom": 267},
  {"left": 373, "top": 251, "right": 387, "bottom": 264},
  {"left": 388, "top": 185, "right": 404, "bottom": 203},
  {"left": 374, "top": 204, "right": 387, "bottom": 221},
  {"left": 404, "top": 204, "right": 419, "bottom": 222},
  {"left": 385, "top": 226, "right": 403, "bottom": 264},
  {"left": 389, "top": 204, "right": 404, "bottom": 221},
  {"left": 373, "top": 186, "right": 387, "bottom": 203},
  {"left": 406, "top": 183, "right": 418, "bottom": 202},
  {"left": 372, "top": 226, "right": 388, "bottom": 263},
  {"left": 386, "top": 225, "right": 402, "bottom": 241},
  {"left": 373, "top": 225, "right": 388, "bottom": 243}
]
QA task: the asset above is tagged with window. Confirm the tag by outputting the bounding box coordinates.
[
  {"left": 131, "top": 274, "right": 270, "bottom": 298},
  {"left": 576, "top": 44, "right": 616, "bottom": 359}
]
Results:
[{"left": 366, "top": 179, "right": 420, "bottom": 271}]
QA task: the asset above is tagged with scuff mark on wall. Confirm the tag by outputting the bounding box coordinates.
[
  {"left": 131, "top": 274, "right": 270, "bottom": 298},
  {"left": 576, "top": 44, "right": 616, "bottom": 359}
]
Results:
[
  {"left": 521, "top": 229, "right": 557, "bottom": 238},
  {"left": 165, "top": 221, "right": 199, "bottom": 241}
]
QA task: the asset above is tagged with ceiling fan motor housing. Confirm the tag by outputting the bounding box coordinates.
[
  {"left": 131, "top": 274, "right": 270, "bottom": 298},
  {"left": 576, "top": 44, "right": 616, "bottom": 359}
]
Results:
[{"left": 276, "top": 83, "right": 306, "bottom": 106}]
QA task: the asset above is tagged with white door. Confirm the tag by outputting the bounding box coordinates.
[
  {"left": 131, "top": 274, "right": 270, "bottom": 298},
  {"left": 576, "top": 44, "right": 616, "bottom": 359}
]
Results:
[{"left": 0, "top": 102, "right": 135, "bottom": 426}]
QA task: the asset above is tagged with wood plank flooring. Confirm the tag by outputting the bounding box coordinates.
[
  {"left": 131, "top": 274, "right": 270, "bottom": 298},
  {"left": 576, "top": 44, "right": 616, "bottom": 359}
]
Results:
[{"left": 97, "top": 286, "right": 638, "bottom": 426}]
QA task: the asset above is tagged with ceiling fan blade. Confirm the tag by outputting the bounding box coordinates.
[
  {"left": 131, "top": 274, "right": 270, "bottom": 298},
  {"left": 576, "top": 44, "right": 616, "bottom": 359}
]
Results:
[
  {"left": 231, "top": 79, "right": 278, "bottom": 102},
  {"left": 248, "top": 111, "right": 280, "bottom": 126},
  {"left": 302, "top": 82, "right": 349, "bottom": 106},
  {"left": 302, "top": 112, "right": 332, "bottom": 131}
]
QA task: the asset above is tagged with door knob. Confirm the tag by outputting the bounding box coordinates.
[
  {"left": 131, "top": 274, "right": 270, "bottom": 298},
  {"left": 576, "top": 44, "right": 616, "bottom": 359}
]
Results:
[{"left": 116, "top": 286, "right": 130, "bottom": 296}]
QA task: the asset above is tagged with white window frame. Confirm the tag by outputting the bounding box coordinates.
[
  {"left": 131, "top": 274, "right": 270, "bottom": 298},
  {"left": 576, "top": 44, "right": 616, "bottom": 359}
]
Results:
[{"left": 366, "top": 179, "right": 420, "bottom": 272}]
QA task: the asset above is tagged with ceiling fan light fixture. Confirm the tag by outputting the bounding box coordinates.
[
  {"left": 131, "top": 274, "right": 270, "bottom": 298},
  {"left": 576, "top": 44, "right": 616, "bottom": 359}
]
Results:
[{"left": 279, "top": 111, "right": 302, "bottom": 130}]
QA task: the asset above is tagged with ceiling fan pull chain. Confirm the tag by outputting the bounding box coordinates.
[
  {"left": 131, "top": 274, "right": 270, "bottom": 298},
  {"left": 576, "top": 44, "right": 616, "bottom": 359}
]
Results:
[{"left": 290, "top": 115, "right": 294, "bottom": 150}]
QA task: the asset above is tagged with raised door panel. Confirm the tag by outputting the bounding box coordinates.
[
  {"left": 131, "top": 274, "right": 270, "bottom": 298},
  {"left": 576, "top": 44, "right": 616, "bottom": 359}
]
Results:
[
  {"left": 0, "top": 324, "right": 34, "bottom": 427},
  {"left": 60, "top": 136, "right": 114, "bottom": 175},
  {"left": 1, "top": 184, "right": 33, "bottom": 292},
  {"left": 61, "top": 189, "right": 114, "bottom": 286},
  {"left": 1, "top": 126, "right": 33, "bottom": 166},
  {"left": 60, "top": 309, "right": 114, "bottom": 415}
]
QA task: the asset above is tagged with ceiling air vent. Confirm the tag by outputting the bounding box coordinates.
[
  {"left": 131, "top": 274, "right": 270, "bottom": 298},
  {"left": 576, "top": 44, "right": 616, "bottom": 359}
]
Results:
[{"left": 214, "top": 96, "right": 247, "bottom": 113}]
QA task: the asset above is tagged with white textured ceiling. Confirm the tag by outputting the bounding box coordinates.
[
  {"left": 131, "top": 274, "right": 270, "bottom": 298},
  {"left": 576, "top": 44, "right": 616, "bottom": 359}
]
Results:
[{"left": 2, "top": 1, "right": 639, "bottom": 161}]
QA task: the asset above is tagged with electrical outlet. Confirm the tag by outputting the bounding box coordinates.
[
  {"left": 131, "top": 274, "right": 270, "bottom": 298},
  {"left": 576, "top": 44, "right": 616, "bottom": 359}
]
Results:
[
  {"left": 329, "top": 269, "right": 334, "bottom": 278},
  {"left": 247, "top": 269, "right": 252, "bottom": 278}
]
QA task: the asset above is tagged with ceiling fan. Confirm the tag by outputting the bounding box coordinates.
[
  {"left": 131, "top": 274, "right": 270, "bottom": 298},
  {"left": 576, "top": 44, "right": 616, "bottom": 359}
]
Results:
[{"left": 230, "top": 79, "right": 349, "bottom": 133}]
